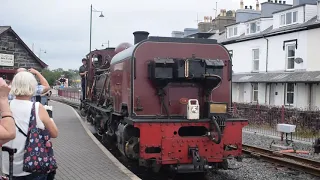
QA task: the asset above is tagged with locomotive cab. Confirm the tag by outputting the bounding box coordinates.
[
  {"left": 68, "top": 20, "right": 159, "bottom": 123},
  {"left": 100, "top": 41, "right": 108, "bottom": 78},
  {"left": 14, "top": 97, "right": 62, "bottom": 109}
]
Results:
[{"left": 147, "top": 57, "right": 225, "bottom": 119}]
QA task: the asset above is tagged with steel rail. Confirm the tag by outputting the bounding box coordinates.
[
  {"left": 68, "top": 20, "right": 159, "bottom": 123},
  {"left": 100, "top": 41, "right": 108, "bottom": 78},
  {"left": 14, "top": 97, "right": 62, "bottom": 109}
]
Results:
[{"left": 242, "top": 144, "right": 320, "bottom": 177}]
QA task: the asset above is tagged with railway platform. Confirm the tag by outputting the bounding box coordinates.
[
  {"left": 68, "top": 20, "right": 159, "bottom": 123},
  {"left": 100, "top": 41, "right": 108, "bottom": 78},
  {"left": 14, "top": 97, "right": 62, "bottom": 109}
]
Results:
[{"left": 0, "top": 100, "right": 140, "bottom": 180}]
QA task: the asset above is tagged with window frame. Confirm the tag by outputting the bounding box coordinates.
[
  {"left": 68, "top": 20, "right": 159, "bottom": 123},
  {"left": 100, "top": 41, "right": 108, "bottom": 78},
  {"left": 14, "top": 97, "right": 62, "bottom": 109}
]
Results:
[
  {"left": 285, "top": 83, "right": 295, "bottom": 105},
  {"left": 280, "top": 11, "right": 298, "bottom": 27},
  {"left": 247, "top": 21, "right": 261, "bottom": 34},
  {"left": 285, "top": 44, "right": 296, "bottom": 71},
  {"left": 228, "top": 26, "right": 238, "bottom": 38},
  {"left": 252, "top": 48, "right": 260, "bottom": 72},
  {"left": 252, "top": 83, "right": 259, "bottom": 103}
]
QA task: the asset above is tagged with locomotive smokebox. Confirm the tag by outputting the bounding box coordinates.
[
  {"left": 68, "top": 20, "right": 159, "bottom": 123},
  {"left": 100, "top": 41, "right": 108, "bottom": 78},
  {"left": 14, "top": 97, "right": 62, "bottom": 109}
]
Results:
[{"left": 133, "top": 31, "right": 149, "bottom": 44}]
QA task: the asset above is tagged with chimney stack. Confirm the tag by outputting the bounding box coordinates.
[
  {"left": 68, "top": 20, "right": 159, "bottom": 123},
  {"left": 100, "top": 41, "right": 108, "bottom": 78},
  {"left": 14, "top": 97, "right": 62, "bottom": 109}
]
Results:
[
  {"left": 133, "top": 31, "right": 149, "bottom": 44},
  {"left": 275, "top": 0, "right": 278, "bottom": 3},
  {"left": 250, "top": 5, "right": 252, "bottom": 9},
  {"left": 240, "top": 0, "right": 244, "bottom": 9},
  {"left": 283, "top": 1, "right": 286, "bottom": 4},
  {"left": 256, "top": 0, "right": 260, "bottom": 10},
  {"left": 245, "top": 5, "right": 248, "bottom": 9}
]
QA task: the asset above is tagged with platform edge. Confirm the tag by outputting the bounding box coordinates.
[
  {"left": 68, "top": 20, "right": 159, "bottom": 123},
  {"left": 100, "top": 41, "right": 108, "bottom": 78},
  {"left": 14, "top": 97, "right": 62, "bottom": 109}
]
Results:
[{"left": 53, "top": 100, "right": 141, "bottom": 180}]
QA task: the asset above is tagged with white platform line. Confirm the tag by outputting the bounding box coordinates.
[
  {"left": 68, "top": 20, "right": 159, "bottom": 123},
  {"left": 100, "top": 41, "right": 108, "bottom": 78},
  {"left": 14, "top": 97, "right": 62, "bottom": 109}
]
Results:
[{"left": 53, "top": 100, "right": 141, "bottom": 180}]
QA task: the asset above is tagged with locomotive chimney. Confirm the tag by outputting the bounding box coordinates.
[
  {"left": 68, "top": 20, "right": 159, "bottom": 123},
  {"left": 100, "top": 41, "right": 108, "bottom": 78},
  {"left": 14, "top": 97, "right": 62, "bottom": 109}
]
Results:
[{"left": 133, "top": 31, "right": 149, "bottom": 44}]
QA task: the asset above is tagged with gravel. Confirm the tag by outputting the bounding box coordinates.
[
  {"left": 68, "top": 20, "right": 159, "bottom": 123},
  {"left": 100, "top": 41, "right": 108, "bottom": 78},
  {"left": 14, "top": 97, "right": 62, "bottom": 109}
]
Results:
[
  {"left": 242, "top": 131, "right": 320, "bottom": 162},
  {"left": 204, "top": 157, "right": 319, "bottom": 180}
]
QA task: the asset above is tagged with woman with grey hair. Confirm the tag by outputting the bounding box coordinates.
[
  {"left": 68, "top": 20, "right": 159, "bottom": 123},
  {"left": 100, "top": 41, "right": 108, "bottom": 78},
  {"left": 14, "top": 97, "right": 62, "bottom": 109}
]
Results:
[{"left": 2, "top": 71, "right": 58, "bottom": 179}]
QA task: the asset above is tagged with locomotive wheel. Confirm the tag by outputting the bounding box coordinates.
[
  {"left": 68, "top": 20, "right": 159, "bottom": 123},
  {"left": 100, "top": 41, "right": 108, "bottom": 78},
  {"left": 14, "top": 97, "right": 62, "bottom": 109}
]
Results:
[{"left": 80, "top": 109, "right": 87, "bottom": 117}]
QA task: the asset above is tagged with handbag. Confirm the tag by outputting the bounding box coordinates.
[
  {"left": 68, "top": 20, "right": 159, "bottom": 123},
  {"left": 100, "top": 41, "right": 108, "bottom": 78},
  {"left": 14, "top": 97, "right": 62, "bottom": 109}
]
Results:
[{"left": 21, "top": 102, "right": 58, "bottom": 173}]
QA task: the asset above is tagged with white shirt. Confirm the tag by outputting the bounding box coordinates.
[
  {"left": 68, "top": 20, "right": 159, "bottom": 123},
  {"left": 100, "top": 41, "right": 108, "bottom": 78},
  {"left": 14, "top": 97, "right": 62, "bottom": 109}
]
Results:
[{"left": 2, "top": 99, "right": 45, "bottom": 176}]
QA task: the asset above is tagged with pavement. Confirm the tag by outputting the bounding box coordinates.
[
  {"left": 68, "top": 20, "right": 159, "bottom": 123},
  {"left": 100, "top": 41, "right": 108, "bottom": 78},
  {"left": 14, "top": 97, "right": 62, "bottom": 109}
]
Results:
[{"left": 0, "top": 100, "right": 140, "bottom": 180}]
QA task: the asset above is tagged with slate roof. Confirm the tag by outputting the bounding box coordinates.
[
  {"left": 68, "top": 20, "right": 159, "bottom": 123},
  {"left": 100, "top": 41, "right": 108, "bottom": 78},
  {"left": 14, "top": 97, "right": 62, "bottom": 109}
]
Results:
[
  {"left": 220, "top": 16, "right": 320, "bottom": 44},
  {"left": 232, "top": 71, "right": 320, "bottom": 83},
  {"left": 0, "top": 26, "right": 47, "bottom": 68},
  {"left": 0, "top": 26, "right": 10, "bottom": 35}
]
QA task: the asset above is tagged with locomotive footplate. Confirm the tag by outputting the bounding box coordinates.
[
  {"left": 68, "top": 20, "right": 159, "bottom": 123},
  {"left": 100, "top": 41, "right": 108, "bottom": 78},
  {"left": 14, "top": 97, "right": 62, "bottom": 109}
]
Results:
[{"left": 170, "top": 147, "right": 212, "bottom": 173}]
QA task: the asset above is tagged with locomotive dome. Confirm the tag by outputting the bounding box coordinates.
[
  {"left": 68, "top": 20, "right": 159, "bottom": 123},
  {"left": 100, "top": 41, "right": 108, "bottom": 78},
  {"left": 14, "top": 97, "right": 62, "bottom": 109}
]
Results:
[{"left": 115, "top": 42, "right": 133, "bottom": 54}]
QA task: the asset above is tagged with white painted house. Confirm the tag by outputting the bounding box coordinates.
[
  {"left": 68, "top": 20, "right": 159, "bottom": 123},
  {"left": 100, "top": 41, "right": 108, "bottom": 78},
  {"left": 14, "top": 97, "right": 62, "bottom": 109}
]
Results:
[{"left": 209, "top": 0, "right": 320, "bottom": 109}]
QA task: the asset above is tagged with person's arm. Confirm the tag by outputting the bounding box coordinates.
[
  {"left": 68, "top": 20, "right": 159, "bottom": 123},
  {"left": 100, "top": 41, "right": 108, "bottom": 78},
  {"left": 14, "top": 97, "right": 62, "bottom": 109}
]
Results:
[
  {"left": 38, "top": 103, "right": 58, "bottom": 138},
  {"left": 79, "top": 67, "right": 87, "bottom": 76},
  {"left": 29, "top": 68, "right": 50, "bottom": 94},
  {"left": 0, "top": 98, "right": 16, "bottom": 144}
]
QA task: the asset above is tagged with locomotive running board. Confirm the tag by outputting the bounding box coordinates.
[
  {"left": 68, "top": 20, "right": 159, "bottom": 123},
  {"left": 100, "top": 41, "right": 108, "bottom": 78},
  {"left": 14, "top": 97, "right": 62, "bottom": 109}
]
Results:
[{"left": 85, "top": 102, "right": 112, "bottom": 113}]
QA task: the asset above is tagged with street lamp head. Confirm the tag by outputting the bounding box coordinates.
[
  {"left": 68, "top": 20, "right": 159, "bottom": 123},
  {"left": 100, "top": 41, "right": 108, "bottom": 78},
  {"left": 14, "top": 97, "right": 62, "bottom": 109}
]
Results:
[{"left": 99, "top": 12, "right": 104, "bottom": 17}]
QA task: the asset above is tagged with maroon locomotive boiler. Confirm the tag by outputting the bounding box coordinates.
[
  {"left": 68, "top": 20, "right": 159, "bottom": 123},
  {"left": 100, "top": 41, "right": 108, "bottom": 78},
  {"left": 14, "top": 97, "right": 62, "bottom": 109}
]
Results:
[{"left": 80, "top": 31, "right": 248, "bottom": 173}]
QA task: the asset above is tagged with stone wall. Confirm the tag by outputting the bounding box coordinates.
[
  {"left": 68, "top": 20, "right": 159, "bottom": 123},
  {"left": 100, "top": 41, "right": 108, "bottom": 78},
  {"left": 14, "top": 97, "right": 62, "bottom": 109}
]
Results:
[{"left": 0, "top": 31, "right": 43, "bottom": 71}]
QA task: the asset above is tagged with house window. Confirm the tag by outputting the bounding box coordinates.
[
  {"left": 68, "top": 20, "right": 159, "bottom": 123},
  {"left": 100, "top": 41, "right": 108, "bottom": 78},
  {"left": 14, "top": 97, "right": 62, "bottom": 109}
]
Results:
[
  {"left": 246, "top": 24, "right": 249, "bottom": 34},
  {"left": 293, "top": 11, "right": 297, "bottom": 23},
  {"left": 252, "top": 49, "right": 259, "bottom": 72},
  {"left": 280, "top": 11, "right": 298, "bottom": 26},
  {"left": 286, "top": 44, "right": 295, "bottom": 70},
  {"left": 228, "top": 28, "right": 233, "bottom": 37},
  {"left": 286, "top": 83, "right": 294, "bottom": 104},
  {"left": 248, "top": 21, "right": 260, "bottom": 34},
  {"left": 286, "top": 12, "right": 292, "bottom": 24},
  {"left": 280, "top": 14, "right": 285, "bottom": 25},
  {"left": 228, "top": 27, "right": 238, "bottom": 37},
  {"left": 252, "top": 83, "right": 259, "bottom": 102}
]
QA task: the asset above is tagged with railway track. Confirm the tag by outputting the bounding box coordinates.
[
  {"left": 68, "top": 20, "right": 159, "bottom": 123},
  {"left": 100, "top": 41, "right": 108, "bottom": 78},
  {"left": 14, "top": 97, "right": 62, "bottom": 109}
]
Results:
[
  {"left": 52, "top": 98, "right": 320, "bottom": 178},
  {"left": 242, "top": 144, "right": 320, "bottom": 177}
]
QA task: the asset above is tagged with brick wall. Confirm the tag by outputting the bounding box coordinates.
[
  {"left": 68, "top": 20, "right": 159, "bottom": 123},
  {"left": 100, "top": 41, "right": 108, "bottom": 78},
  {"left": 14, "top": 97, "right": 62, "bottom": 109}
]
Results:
[{"left": 0, "top": 31, "right": 43, "bottom": 71}]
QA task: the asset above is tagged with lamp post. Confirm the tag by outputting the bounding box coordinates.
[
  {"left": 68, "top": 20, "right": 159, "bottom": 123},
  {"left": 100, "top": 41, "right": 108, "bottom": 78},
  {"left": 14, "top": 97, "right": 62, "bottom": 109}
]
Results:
[
  {"left": 39, "top": 48, "right": 46, "bottom": 59},
  {"left": 89, "top": 4, "right": 104, "bottom": 54},
  {"left": 101, "top": 40, "right": 110, "bottom": 48}
]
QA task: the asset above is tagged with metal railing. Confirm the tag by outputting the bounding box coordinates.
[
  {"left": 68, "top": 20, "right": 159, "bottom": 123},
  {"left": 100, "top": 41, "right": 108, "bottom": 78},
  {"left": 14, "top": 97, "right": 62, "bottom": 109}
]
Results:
[
  {"left": 232, "top": 102, "right": 320, "bottom": 143},
  {"left": 54, "top": 88, "right": 81, "bottom": 102}
]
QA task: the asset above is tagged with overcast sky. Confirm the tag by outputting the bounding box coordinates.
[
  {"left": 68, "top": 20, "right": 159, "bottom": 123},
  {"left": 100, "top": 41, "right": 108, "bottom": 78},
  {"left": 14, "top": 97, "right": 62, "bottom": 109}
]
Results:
[{"left": 0, "top": 0, "right": 293, "bottom": 70}]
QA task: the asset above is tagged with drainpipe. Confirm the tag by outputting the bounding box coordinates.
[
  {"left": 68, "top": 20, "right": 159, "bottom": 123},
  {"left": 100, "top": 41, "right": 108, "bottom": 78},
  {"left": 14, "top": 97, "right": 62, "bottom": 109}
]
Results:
[
  {"left": 263, "top": 35, "right": 269, "bottom": 72},
  {"left": 269, "top": 83, "right": 272, "bottom": 105},
  {"left": 309, "top": 83, "right": 312, "bottom": 109},
  {"left": 265, "top": 83, "right": 268, "bottom": 104}
]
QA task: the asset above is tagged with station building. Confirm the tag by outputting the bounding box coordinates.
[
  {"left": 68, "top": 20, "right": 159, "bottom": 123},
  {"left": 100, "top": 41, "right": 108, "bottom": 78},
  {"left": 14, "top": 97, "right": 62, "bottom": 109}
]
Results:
[{"left": 0, "top": 26, "right": 47, "bottom": 81}]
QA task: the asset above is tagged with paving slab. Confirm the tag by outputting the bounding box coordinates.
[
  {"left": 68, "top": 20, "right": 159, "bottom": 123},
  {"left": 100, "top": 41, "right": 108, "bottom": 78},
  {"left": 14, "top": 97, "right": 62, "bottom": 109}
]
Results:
[{"left": 1, "top": 100, "right": 140, "bottom": 180}]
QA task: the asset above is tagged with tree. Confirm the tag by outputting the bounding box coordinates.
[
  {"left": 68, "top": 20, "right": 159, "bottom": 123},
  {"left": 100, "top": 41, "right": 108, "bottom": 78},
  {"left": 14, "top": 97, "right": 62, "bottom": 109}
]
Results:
[
  {"left": 42, "top": 69, "right": 62, "bottom": 86},
  {"left": 42, "top": 68, "right": 80, "bottom": 87}
]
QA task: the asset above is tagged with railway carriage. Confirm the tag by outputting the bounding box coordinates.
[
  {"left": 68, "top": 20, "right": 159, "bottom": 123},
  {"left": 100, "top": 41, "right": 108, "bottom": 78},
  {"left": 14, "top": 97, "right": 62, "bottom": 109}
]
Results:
[{"left": 80, "top": 31, "right": 248, "bottom": 173}]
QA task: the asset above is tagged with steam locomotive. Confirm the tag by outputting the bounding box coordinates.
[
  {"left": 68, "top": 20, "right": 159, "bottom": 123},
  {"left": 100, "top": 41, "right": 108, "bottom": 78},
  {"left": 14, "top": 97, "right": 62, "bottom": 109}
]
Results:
[{"left": 79, "top": 31, "right": 248, "bottom": 173}]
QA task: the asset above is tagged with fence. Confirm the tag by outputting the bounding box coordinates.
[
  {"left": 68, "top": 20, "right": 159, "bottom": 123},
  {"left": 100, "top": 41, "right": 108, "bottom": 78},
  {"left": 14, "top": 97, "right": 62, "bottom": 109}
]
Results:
[
  {"left": 232, "top": 102, "right": 320, "bottom": 143},
  {"left": 55, "top": 88, "right": 81, "bottom": 102},
  {"left": 54, "top": 89, "right": 320, "bottom": 143}
]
